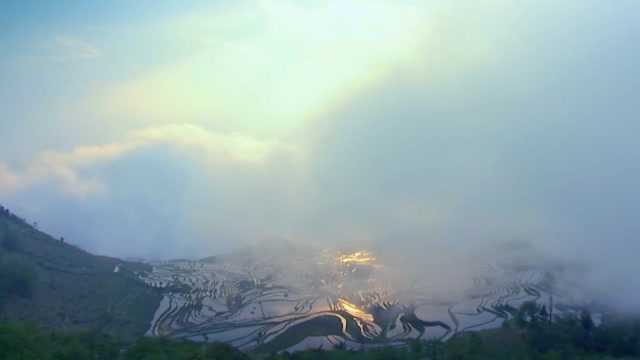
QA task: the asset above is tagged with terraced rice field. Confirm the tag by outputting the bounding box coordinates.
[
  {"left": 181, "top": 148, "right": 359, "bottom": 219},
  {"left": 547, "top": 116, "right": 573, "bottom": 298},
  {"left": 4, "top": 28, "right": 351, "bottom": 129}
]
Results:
[{"left": 137, "top": 248, "right": 588, "bottom": 352}]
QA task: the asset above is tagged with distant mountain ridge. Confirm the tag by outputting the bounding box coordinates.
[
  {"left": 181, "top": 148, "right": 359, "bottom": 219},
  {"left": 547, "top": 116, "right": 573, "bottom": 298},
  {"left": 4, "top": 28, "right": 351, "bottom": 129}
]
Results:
[{"left": 0, "top": 205, "right": 162, "bottom": 340}]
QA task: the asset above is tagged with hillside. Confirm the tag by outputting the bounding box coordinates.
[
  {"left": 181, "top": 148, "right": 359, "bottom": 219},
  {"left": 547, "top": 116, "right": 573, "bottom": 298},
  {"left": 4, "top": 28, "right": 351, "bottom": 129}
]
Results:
[{"left": 0, "top": 205, "right": 162, "bottom": 340}]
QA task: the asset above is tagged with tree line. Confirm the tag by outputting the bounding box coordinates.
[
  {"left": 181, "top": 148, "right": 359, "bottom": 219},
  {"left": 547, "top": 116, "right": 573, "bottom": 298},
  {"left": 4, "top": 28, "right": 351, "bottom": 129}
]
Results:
[{"left": 1, "top": 302, "right": 639, "bottom": 360}]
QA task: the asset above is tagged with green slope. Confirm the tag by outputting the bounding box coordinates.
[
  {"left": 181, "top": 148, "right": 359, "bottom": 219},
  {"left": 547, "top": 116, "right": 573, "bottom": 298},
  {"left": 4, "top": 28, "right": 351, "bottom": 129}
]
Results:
[{"left": 0, "top": 205, "right": 162, "bottom": 341}]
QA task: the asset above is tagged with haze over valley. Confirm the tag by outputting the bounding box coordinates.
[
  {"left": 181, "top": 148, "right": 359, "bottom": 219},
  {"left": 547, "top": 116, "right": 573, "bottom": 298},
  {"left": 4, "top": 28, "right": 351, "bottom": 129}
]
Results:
[{"left": 1, "top": 0, "right": 640, "bottom": 356}]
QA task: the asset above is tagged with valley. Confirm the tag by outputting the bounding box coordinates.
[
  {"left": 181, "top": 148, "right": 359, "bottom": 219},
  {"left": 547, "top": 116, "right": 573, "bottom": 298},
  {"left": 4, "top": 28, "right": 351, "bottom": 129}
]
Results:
[{"left": 137, "top": 246, "right": 590, "bottom": 352}]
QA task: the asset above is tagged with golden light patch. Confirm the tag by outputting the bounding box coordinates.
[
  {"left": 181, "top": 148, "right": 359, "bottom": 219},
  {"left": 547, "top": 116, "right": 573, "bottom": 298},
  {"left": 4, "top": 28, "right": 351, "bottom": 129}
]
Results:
[
  {"left": 336, "top": 298, "right": 375, "bottom": 322},
  {"left": 337, "top": 250, "right": 377, "bottom": 265},
  {"left": 102, "top": 0, "right": 430, "bottom": 136}
]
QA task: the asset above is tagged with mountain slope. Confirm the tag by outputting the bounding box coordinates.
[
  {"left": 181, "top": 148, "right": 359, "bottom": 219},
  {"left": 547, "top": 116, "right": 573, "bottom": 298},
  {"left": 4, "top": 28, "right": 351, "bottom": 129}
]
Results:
[{"left": 0, "top": 206, "right": 161, "bottom": 340}]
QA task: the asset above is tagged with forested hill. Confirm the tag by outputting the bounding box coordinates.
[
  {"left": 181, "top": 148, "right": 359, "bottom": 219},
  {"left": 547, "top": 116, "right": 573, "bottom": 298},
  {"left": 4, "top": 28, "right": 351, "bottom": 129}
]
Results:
[{"left": 0, "top": 205, "right": 161, "bottom": 340}]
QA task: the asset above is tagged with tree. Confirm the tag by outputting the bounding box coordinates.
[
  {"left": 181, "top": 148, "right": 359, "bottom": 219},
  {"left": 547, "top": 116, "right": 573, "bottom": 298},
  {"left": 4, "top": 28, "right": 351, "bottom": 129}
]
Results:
[
  {"left": 204, "top": 342, "right": 250, "bottom": 360},
  {"left": 468, "top": 333, "right": 484, "bottom": 355},
  {"left": 580, "top": 310, "right": 594, "bottom": 333},
  {"left": 408, "top": 338, "right": 423, "bottom": 354},
  {"left": 539, "top": 305, "right": 549, "bottom": 324}
]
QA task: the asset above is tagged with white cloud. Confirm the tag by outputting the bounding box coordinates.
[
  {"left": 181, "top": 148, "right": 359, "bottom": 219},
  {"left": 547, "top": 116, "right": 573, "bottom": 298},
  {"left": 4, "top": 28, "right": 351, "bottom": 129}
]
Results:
[
  {"left": 98, "top": 0, "right": 433, "bottom": 136},
  {"left": 0, "top": 124, "right": 288, "bottom": 198},
  {"left": 42, "top": 35, "right": 101, "bottom": 61},
  {"left": 3, "top": 0, "right": 640, "bottom": 309},
  {"left": 0, "top": 163, "right": 23, "bottom": 193}
]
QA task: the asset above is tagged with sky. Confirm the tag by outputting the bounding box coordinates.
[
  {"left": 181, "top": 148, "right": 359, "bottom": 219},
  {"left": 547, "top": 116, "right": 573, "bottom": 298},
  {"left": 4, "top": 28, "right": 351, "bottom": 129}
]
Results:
[{"left": 1, "top": 1, "right": 640, "bottom": 307}]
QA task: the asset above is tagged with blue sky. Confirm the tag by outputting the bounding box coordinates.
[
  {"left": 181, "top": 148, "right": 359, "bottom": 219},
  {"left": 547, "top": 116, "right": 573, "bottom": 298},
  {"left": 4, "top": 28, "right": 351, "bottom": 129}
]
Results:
[{"left": 1, "top": 0, "right": 640, "bottom": 307}]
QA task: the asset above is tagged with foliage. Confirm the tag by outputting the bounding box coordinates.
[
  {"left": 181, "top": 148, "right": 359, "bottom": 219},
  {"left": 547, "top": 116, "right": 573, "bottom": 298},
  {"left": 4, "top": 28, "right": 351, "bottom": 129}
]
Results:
[
  {"left": 1, "top": 309, "right": 640, "bottom": 360},
  {"left": 0, "top": 323, "right": 251, "bottom": 360}
]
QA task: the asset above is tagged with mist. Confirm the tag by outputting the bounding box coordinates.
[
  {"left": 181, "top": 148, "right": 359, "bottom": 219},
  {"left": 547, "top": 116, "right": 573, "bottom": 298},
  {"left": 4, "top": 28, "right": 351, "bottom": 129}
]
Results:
[{"left": 1, "top": 0, "right": 640, "bottom": 312}]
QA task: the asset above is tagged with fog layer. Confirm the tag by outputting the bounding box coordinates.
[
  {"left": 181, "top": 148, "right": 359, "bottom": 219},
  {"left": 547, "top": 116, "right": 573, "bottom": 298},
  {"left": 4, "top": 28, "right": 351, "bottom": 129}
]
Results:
[{"left": 1, "top": 1, "right": 639, "bottom": 310}]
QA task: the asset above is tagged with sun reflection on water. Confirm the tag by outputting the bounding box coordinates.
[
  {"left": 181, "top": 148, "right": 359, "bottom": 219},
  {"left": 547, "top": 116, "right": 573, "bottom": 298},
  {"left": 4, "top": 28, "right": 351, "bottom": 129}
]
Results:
[
  {"left": 336, "top": 298, "right": 374, "bottom": 322},
  {"left": 337, "top": 251, "right": 377, "bottom": 265}
]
